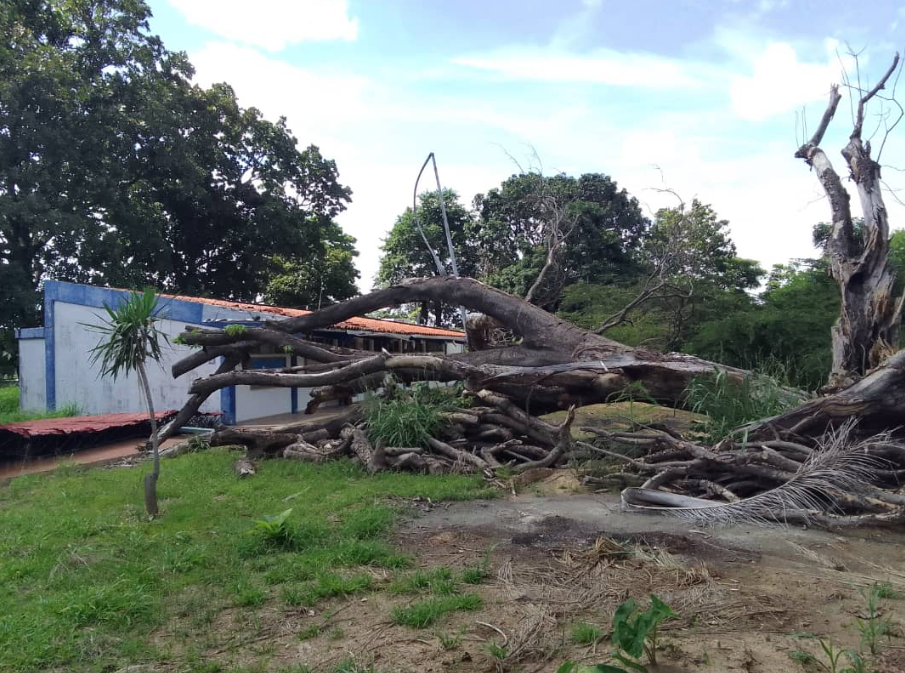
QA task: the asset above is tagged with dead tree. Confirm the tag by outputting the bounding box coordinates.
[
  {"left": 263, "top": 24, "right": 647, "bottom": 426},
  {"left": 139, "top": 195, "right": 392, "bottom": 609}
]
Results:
[{"left": 795, "top": 52, "right": 904, "bottom": 390}]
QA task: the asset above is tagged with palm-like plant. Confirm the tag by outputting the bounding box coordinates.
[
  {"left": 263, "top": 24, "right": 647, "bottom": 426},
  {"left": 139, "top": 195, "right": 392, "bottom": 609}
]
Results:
[{"left": 88, "top": 289, "right": 168, "bottom": 516}]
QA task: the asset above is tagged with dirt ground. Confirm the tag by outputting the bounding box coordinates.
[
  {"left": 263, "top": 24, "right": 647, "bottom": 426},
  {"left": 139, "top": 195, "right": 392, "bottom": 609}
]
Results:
[{"left": 176, "top": 481, "right": 905, "bottom": 673}]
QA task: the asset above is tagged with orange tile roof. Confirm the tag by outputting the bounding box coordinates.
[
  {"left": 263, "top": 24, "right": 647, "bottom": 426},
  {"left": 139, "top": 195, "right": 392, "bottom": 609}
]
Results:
[{"left": 159, "top": 292, "right": 466, "bottom": 339}]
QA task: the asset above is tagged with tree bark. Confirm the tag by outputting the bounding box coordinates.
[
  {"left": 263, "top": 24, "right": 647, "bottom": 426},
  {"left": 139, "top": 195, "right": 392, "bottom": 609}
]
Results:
[
  {"left": 795, "top": 54, "right": 904, "bottom": 389},
  {"left": 137, "top": 361, "right": 159, "bottom": 517},
  {"left": 170, "top": 277, "right": 749, "bottom": 423}
]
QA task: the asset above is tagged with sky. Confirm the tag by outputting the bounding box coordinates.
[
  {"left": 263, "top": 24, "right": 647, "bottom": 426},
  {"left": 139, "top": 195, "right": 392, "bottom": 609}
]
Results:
[{"left": 146, "top": 0, "right": 905, "bottom": 290}]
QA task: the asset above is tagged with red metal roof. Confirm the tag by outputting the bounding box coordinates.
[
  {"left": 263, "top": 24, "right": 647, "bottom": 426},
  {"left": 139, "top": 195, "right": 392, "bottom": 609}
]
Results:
[
  {"left": 0, "top": 411, "right": 177, "bottom": 438},
  {"left": 158, "top": 292, "right": 466, "bottom": 339}
]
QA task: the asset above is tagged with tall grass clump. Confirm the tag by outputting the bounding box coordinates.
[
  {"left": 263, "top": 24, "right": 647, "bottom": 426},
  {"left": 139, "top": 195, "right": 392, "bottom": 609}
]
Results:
[
  {"left": 363, "top": 380, "right": 465, "bottom": 449},
  {"left": 684, "top": 368, "right": 801, "bottom": 442}
]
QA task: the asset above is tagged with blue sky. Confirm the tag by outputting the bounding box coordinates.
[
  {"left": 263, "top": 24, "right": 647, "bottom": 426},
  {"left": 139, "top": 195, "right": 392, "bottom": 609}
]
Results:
[{"left": 147, "top": 0, "right": 905, "bottom": 289}]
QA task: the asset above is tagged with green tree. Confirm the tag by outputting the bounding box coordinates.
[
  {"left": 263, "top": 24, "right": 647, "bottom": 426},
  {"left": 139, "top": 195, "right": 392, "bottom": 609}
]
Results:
[
  {"left": 376, "top": 189, "right": 478, "bottom": 325},
  {"left": 687, "top": 259, "right": 838, "bottom": 390},
  {"left": 473, "top": 173, "right": 648, "bottom": 309},
  {"left": 264, "top": 224, "right": 360, "bottom": 309},
  {"left": 59, "top": 80, "right": 352, "bottom": 301},
  {"left": 559, "top": 200, "right": 763, "bottom": 352},
  {"left": 0, "top": 0, "right": 171, "bottom": 340},
  {"left": 88, "top": 289, "right": 167, "bottom": 516},
  {"left": 1, "top": 0, "right": 354, "bottom": 351}
]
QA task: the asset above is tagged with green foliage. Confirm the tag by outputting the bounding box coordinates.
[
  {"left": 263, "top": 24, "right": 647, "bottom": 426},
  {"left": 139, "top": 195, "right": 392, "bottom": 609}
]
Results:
[
  {"left": 223, "top": 324, "right": 248, "bottom": 337},
  {"left": 363, "top": 382, "right": 463, "bottom": 449},
  {"left": 789, "top": 638, "right": 870, "bottom": 673},
  {"left": 391, "top": 593, "right": 483, "bottom": 628},
  {"left": 684, "top": 368, "right": 800, "bottom": 442},
  {"left": 688, "top": 258, "right": 838, "bottom": 390},
  {"left": 857, "top": 584, "right": 893, "bottom": 656},
  {"left": 280, "top": 573, "right": 372, "bottom": 607},
  {"left": 333, "top": 658, "right": 379, "bottom": 673},
  {"left": 264, "top": 224, "right": 360, "bottom": 309},
  {"left": 249, "top": 509, "right": 296, "bottom": 549},
  {"left": 789, "top": 649, "right": 817, "bottom": 665},
  {"left": 377, "top": 189, "right": 478, "bottom": 325},
  {"left": 390, "top": 567, "right": 457, "bottom": 595},
  {"left": 87, "top": 289, "right": 167, "bottom": 381},
  {"left": 474, "top": 173, "right": 648, "bottom": 311},
  {"left": 571, "top": 621, "right": 603, "bottom": 645},
  {"left": 0, "top": 0, "right": 353, "bottom": 342},
  {"left": 437, "top": 628, "right": 466, "bottom": 650},
  {"left": 0, "top": 451, "right": 491, "bottom": 671},
  {"left": 460, "top": 563, "right": 490, "bottom": 585},
  {"left": 485, "top": 641, "right": 508, "bottom": 661},
  {"left": 874, "top": 582, "right": 902, "bottom": 600},
  {"left": 611, "top": 594, "right": 675, "bottom": 667},
  {"left": 0, "top": 387, "right": 79, "bottom": 426}
]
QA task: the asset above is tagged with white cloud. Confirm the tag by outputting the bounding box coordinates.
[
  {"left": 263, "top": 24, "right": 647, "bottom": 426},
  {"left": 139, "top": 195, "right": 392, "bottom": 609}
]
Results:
[
  {"left": 167, "top": 0, "right": 358, "bottom": 51},
  {"left": 189, "top": 42, "right": 370, "bottom": 133},
  {"left": 182, "top": 35, "right": 905, "bottom": 292},
  {"left": 452, "top": 48, "right": 714, "bottom": 90},
  {"left": 728, "top": 41, "right": 838, "bottom": 121}
]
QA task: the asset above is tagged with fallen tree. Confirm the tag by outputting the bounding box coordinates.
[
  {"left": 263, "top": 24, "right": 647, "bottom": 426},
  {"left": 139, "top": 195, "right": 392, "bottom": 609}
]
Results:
[
  {"left": 163, "top": 52, "right": 905, "bottom": 528},
  {"left": 159, "top": 274, "right": 905, "bottom": 527}
]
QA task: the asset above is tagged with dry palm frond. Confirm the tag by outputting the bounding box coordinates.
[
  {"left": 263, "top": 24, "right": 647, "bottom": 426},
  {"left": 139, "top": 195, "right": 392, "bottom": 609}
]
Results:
[{"left": 622, "top": 420, "right": 892, "bottom": 526}]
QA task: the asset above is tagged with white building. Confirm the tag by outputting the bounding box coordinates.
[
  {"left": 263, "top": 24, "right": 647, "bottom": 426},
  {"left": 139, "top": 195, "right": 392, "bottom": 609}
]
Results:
[{"left": 15, "top": 281, "right": 466, "bottom": 424}]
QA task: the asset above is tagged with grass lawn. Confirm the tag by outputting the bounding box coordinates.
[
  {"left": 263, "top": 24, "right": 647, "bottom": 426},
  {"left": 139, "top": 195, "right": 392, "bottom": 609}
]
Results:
[
  {"left": 0, "top": 385, "right": 80, "bottom": 425},
  {"left": 0, "top": 449, "right": 494, "bottom": 672}
]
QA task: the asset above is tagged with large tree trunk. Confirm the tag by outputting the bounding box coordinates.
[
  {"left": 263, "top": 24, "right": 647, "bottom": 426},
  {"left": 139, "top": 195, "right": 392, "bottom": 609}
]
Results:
[
  {"left": 795, "top": 54, "right": 903, "bottom": 389},
  {"left": 172, "top": 276, "right": 748, "bottom": 414},
  {"left": 167, "top": 274, "right": 905, "bottom": 528}
]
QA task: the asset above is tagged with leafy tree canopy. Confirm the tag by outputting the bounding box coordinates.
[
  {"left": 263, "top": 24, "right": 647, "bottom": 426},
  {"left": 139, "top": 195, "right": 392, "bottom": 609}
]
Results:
[
  {"left": 263, "top": 224, "right": 359, "bottom": 309},
  {"left": 473, "top": 173, "right": 648, "bottom": 308},
  {"left": 0, "top": 0, "right": 355, "bottom": 346}
]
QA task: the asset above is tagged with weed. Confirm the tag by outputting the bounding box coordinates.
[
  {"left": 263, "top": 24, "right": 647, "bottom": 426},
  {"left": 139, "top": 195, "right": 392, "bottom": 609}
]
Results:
[
  {"left": 791, "top": 639, "right": 870, "bottom": 673},
  {"left": 392, "top": 593, "right": 483, "bottom": 628},
  {"left": 224, "top": 324, "right": 247, "bottom": 337},
  {"left": 857, "top": 584, "right": 892, "bottom": 656},
  {"left": 606, "top": 381, "right": 659, "bottom": 423},
  {"left": 875, "top": 581, "right": 902, "bottom": 600},
  {"left": 333, "top": 658, "right": 376, "bottom": 673},
  {"left": 610, "top": 594, "right": 675, "bottom": 668},
  {"left": 485, "top": 641, "right": 508, "bottom": 660},
  {"left": 363, "top": 382, "right": 464, "bottom": 448},
  {"left": 684, "top": 368, "right": 799, "bottom": 441},
  {"left": 0, "top": 387, "right": 80, "bottom": 425},
  {"left": 281, "top": 573, "right": 371, "bottom": 607},
  {"left": 571, "top": 621, "right": 603, "bottom": 645},
  {"left": 341, "top": 505, "right": 396, "bottom": 540},
  {"left": 390, "top": 567, "right": 457, "bottom": 595},
  {"left": 460, "top": 547, "right": 493, "bottom": 585},
  {"left": 231, "top": 580, "right": 268, "bottom": 607},
  {"left": 789, "top": 649, "right": 817, "bottom": 665},
  {"left": 249, "top": 509, "right": 296, "bottom": 549},
  {"left": 296, "top": 625, "right": 320, "bottom": 641},
  {"left": 460, "top": 565, "right": 489, "bottom": 585},
  {"left": 437, "top": 628, "right": 465, "bottom": 650}
]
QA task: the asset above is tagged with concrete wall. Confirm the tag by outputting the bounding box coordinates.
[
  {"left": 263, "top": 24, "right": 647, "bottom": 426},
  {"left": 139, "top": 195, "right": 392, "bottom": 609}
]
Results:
[
  {"left": 52, "top": 301, "right": 221, "bottom": 416},
  {"left": 21, "top": 281, "right": 467, "bottom": 423},
  {"left": 18, "top": 337, "right": 46, "bottom": 411},
  {"left": 234, "top": 355, "right": 293, "bottom": 423}
]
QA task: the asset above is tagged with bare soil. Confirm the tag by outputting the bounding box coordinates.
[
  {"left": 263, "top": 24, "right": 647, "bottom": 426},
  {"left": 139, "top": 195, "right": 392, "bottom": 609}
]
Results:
[{"left": 162, "top": 483, "right": 905, "bottom": 673}]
